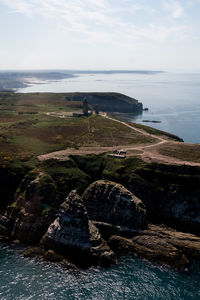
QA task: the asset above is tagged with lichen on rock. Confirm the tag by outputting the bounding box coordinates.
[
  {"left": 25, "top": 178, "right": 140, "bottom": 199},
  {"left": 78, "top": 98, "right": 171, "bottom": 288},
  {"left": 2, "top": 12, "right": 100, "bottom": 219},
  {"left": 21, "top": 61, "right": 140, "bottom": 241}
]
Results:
[
  {"left": 82, "top": 180, "right": 146, "bottom": 231},
  {"left": 0, "top": 170, "right": 57, "bottom": 244},
  {"left": 41, "top": 190, "right": 91, "bottom": 252},
  {"left": 41, "top": 190, "right": 116, "bottom": 267}
]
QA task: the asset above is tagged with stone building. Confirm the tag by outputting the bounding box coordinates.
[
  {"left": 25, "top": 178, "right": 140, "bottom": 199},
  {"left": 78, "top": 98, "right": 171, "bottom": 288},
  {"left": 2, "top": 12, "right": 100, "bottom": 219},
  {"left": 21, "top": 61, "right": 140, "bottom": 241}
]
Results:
[{"left": 83, "top": 97, "right": 89, "bottom": 116}]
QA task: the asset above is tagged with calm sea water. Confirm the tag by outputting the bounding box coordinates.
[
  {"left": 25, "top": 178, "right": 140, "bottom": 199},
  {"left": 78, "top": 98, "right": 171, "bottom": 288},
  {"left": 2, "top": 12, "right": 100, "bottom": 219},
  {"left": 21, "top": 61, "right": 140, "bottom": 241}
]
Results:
[
  {"left": 7, "top": 72, "right": 199, "bottom": 299},
  {"left": 18, "top": 71, "right": 200, "bottom": 143},
  {"left": 0, "top": 243, "right": 199, "bottom": 300}
]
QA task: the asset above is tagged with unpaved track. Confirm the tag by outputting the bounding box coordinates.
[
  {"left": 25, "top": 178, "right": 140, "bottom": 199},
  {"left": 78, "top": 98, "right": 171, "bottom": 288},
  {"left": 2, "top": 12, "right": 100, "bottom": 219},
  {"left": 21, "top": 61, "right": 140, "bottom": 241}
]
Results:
[{"left": 38, "top": 114, "right": 200, "bottom": 167}]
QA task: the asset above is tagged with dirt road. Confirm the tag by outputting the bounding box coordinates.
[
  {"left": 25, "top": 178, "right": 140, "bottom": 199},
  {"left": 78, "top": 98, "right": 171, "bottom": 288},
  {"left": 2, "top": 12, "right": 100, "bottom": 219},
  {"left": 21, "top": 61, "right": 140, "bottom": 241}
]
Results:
[{"left": 38, "top": 114, "right": 200, "bottom": 167}]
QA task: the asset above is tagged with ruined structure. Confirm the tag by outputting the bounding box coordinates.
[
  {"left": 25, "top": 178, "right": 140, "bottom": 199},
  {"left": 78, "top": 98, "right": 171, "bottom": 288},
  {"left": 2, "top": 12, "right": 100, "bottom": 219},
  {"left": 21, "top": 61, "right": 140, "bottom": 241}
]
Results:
[{"left": 83, "top": 97, "right": 89, "bottom": 116}]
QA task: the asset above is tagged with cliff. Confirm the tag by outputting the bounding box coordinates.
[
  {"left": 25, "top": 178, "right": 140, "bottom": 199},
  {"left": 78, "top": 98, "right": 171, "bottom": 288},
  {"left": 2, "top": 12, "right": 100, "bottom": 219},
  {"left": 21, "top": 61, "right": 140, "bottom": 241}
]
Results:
[
  {"left": 65, "top": 92, "right": 143, "bottom": 113},
  {"left": 0, "top": 155, "right": 200, "bottom": 268}
]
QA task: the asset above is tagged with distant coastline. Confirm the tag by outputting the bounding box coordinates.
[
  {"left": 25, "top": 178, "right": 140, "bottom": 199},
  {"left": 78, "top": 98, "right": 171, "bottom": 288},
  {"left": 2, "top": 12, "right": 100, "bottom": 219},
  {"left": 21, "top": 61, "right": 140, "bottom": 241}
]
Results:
[
  {"left": 0, "top": 71, "right": 76, "bottom": 92},
  {"left": 0, "top": 70, "right": 165, "bottom": 92}
]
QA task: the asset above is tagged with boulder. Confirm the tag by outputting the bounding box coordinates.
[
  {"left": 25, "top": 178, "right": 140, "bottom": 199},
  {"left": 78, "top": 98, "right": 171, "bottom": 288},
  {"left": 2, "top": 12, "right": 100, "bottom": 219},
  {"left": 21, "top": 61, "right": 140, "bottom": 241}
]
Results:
[
  {"left": 131, "top": 234, "right": 189, "bottom": 268},
  {"left": 109, "top": 235, "right": 136, "bottom": 253},
  {"left": 82, "top": 180, "right": 146, "bottom": 231},
  {"left": 43, "top": 250, "right": 64, "bottom": 262},
  {"left": 41, "top": 190, "right": 116, "bottom": 267},
  {"left": 23, "top": 246, "right": 45, "bottom": 258}
]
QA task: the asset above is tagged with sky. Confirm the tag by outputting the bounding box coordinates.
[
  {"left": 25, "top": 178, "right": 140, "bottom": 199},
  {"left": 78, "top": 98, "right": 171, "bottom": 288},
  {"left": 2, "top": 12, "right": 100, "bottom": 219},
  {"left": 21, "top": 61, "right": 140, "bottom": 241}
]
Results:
[{"left": 0, "top": 0, "right": 200, "bottom": 71}]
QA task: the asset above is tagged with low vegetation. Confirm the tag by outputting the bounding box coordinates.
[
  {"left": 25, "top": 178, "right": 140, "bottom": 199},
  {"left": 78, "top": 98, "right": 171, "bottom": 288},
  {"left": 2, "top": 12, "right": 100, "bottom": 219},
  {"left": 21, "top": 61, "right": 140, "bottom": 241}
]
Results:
[
  {"left": 131, "top": 122, "right": 184, "bottom": 142},
  {"left": 157, "top": 142, "right": 200, "bottom": 163},
  {"left": 0, "top": 92, "right": 156, "bottom": 159},
  {"left": 0, "top": 91, "right": 200, "bottom": 232}
]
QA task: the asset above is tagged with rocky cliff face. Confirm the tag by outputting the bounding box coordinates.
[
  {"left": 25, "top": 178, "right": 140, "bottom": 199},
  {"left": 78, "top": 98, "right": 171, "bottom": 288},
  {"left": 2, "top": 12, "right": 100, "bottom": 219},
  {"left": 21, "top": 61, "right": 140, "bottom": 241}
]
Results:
[
  {"left": 82, "top": 180, "right": 146, "bottom": 232},
  {"left": 158, "top": 190, "right": 200, "bottom": 232},
  {"left": 41, "top": 190, "right": 116, "bottom": 267},
  {"left": 66, "top": 92, "right": 143, "bottom": 113},
  {"left": 103, "top": 161, "right": 200, "bottom": 233},
  {"left": 0, "top": 170, "right": 57, "bottom": 244},
  {"left": 1, "top": 159, "right": 200, "bottom": 269}
]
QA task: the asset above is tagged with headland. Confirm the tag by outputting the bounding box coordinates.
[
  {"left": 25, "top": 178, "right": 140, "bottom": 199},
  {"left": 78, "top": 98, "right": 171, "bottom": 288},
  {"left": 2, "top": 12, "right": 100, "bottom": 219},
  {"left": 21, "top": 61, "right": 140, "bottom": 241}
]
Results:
[{"left": 0, "top": 91, "right": 199, "bottom": 270}]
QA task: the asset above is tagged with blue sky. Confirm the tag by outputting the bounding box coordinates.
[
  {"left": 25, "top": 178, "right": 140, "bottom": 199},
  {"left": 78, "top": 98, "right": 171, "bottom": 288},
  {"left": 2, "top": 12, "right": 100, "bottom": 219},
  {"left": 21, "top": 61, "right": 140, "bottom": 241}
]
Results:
[{"left": 0, "top": 0, "right": 200, "bottom": 71}]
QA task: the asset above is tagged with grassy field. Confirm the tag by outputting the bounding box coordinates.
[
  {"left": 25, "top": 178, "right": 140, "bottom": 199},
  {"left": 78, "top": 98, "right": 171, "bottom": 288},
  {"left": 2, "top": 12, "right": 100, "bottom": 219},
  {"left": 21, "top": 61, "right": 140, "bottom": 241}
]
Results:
[
  {"left": 1, "top": 91, "right": 199, "bottom": 167},
  {"left": 0, "top": 92, "right": 156, "bottom": 159},
  {"left": 157, "top": 143, "right": 200, "bottom": 163},
  {"left": 130, "top": 122, "right": 184, "bottom": 142}
]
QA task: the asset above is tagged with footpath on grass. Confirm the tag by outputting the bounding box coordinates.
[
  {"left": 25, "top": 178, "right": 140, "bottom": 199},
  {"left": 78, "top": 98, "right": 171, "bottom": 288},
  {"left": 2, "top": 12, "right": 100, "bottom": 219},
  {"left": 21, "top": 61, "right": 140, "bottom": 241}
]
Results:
[{"left": 38, "top": 114, "right": 200, "bottom": 167}]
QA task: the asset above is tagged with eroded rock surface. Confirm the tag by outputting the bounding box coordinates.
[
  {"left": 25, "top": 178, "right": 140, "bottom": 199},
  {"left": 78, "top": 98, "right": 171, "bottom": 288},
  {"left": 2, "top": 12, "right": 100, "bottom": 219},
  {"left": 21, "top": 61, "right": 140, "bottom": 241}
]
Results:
[
  {"left": 0, "top": 170, "right": 57, "bottom": 244},
  {"left": 82, "top": 180, "right": 146, "bottom": 231},
  {"left": 41, "top": 190, "right": 116, "bottom": 267},
  {"left": 109, "top": 224, "right": 200, "bottom": 268}
]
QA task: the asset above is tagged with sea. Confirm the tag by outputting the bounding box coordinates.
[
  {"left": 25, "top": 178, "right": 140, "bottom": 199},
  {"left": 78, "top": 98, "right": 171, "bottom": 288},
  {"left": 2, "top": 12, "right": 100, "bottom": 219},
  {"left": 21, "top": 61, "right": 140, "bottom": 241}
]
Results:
[
  {"left": 0, "top": 243, "right": 199, "bottom": 300},
  {"left": 0, "top": 71, "right": 199, "bottom": 299}
]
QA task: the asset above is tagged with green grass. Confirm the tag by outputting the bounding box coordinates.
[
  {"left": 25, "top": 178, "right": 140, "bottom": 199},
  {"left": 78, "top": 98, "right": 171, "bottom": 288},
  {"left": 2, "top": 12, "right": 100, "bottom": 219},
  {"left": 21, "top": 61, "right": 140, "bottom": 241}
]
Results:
[
  {"left": 12, "top": 136, "right": 57, "bottom": 156},
  {"left": 0, "top": 93, "right": 157, "bottom": 159},
  {"left": 0, "top": 92, "right": 189, "bottom": 164},
  {"left": 130, "top": 122, "right": 183, "bottom": 142}
]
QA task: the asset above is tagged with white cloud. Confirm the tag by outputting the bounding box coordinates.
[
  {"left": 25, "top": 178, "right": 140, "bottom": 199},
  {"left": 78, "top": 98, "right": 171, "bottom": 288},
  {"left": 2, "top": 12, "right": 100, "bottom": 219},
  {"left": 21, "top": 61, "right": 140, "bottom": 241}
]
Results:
[
  {"left": 0, "top": 0, "right": 34, "bottom": 16},
  {"left": 0, "top": 0, "right": 190, "bottom": 44},
  {"left": 163, "top": 1, "right": 185, "bottom": 19}
]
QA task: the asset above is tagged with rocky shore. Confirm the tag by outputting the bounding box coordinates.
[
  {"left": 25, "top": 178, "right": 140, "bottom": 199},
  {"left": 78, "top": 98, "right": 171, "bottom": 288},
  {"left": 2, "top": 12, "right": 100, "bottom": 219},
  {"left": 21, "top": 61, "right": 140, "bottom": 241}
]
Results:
[{"left": 0, "top": 176, "right": 200, "bottom": 270}]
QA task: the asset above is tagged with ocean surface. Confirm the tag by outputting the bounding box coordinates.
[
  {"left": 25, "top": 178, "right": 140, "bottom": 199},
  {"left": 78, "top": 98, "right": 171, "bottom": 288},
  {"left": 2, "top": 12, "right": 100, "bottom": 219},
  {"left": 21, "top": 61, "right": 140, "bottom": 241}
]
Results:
[
  {"left": 1, "top": 71, "right": 198, "bottom": 299},
  {"left": 18, "top": 71, "right": 200, "bottom": 143},
  {"left": 0, "top": 243, "right": 199, "bottom": 300}
]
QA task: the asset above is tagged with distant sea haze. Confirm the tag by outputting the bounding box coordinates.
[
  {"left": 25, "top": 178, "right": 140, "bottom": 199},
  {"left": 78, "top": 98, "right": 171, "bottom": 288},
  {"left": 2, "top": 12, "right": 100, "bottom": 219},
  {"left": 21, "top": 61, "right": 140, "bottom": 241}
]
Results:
[{"left": 18, "top": 71, "right": 200, "bottom": 143}]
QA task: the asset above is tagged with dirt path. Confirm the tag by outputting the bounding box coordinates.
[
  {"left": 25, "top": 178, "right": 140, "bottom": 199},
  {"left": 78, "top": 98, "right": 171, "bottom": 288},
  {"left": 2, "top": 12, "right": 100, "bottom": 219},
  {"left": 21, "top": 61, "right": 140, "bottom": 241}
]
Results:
[
  {"left": 38, "top": 114, "right": 200, "bottom": 167},
  {"left": 103, "top": 115, "right": 200, "bottom": 166}
]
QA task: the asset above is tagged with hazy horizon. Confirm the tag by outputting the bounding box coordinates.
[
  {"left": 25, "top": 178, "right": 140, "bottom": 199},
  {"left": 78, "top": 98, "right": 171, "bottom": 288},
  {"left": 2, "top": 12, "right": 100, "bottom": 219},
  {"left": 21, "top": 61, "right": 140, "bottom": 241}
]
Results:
[{"left": 1, "top": 69, "right": 200, "bottom": 74}]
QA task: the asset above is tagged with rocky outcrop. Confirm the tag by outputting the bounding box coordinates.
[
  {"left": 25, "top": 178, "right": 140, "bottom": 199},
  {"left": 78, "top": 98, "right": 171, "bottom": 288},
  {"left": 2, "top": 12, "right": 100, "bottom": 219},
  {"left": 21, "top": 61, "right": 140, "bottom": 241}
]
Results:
[
  {"left": 157, "top": 190, "right": 200, "bottom": 233},
  {"left": 23, "top": 246, "right": 45, "bottom": 258},
  {"left": 82, "top": 180, "right": 146, "bottom": 234},
  {"left": 0, "top": 170, "right": 57, "bottom": 244},
  {"left": 109, "top": 224, "right": 200, "bottom": 269},
  {"left": 126, "top": 165, "right": 200, "bottom": 231},
  {"left": 41, "top": 190, "right": 116, "bottom": 267},
  {"left": 1, "top": 162, "right": 200, "bottom": 270}
]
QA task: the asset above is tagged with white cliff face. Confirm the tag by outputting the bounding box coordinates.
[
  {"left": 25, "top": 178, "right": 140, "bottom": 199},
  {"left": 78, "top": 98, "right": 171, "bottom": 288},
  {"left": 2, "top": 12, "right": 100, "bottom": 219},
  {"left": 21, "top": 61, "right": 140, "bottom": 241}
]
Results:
[
  {"left": 43, "top": 190, "right": 91, "bottom": 251},
  {"left": 82, "top": 180, "right": 146, "bottom": 230}
]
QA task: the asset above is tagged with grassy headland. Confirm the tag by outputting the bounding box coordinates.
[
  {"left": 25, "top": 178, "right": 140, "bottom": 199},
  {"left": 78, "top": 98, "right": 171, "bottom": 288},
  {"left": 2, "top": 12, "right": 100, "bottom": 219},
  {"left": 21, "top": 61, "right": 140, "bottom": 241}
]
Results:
[
  {"left": 0, "top": 91, "right": 200, "bottom": 252},
  {"left": 0, "top": 92, "right": 153, "bottom": 159}
]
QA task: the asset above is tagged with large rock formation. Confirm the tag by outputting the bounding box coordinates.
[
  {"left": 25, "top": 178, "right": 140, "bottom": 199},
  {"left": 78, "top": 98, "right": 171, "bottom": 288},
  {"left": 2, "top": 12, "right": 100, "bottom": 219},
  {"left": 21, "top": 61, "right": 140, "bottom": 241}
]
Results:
[
  {"left": 82, "top": 180, "right": 146, "bottom": 235},
  {"left": 41, "top": 190, "right": 116, "bottom": 267},
  {"left": 158, "top": 190, "right": 200, "bottom": 233},
  {"left": 109, "top": 224, "right": 200, "bottom": 269},
  {"left": 125, "top": 163, "right": 200, "bottom": 233},
  {"left": 0, "top": 170, "right": 57, "bottom": 244}
]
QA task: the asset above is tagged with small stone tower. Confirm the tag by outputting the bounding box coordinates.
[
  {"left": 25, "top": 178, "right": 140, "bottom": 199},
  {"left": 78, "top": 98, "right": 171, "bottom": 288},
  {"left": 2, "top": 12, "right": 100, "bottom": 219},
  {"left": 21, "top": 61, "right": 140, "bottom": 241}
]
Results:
[
  {"left": 94, "top": 104, "right": 99, "bottom": 114},
  {"left": 83, "top": 97, "right": 89, "bottom": 116}
]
